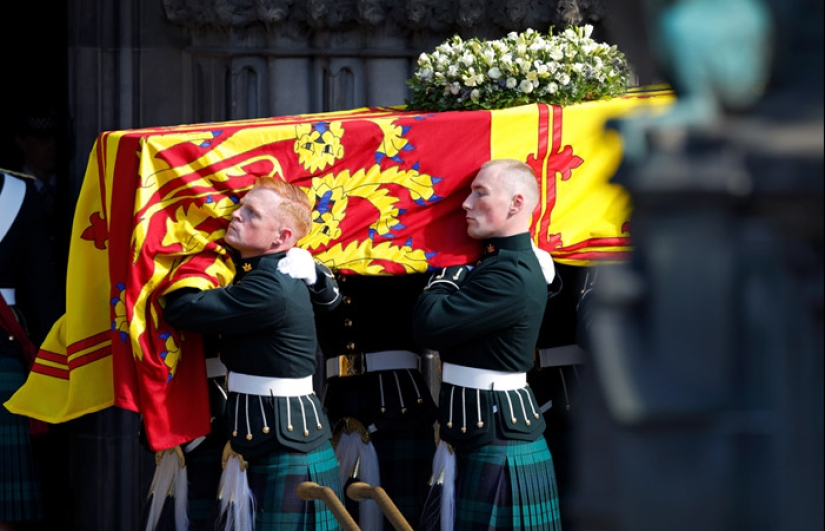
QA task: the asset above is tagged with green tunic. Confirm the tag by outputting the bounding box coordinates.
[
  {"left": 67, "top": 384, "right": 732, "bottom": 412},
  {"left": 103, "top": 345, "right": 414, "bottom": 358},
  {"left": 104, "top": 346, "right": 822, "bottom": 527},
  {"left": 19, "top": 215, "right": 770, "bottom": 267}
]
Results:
[
  {"left": 164, "top": 251, "right": 336, "bottom": 457},
  {"left": 412, "top": 232, "right": 548, "bottom": 449}
]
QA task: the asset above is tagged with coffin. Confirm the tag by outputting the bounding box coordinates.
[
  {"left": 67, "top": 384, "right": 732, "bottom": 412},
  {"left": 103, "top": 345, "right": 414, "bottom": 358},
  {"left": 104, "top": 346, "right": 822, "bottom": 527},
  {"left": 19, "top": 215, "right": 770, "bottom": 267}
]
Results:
[{"left": 5, "top": 86, "right": 674, "bottom": 450}]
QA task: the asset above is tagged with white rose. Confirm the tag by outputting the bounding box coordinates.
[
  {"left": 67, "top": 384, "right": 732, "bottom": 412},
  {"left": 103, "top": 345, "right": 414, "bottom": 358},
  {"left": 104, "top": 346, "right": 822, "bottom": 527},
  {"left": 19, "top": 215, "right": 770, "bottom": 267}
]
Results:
[
  {"left": 519, "top": 79, "right": 534, "bottom": 94},
  {"left": 506, "top": 77, "right": 518, "bottom": 89},
  {"left": 487, "top": 67, "right": 502, "bottom": 80}
]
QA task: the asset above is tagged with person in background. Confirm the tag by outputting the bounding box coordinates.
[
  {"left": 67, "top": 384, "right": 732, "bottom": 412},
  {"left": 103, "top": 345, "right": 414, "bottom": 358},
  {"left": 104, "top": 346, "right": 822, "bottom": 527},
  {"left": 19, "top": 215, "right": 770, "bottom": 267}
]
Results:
[
  {"left": 1, "top": 170, "right": 61, "bottom": 531},
  {"left": 412, "top": 159, "right": 562, "bottom": 530},
  {"left": 11, "top": 109, "right": 71, "bottom": 299},
  {"left": 162, "top": 176, "right": 343, "bottom": 531},
  {"left": 7, "top": 108, "right": 73, "bottom": 531},
  {"left": 315, "top": 272, "right": 437, "bottom": 530}
]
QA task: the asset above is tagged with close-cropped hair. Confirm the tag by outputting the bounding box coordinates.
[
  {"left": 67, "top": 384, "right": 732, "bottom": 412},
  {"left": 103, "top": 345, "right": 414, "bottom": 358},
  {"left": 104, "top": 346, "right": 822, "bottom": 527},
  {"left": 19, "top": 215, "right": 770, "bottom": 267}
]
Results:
[
  {"left": 480, "top": 159, "right": 539, "bottom": 208},
  {"left": 252, "top": 176, "right": 312, "bottom": 240}
]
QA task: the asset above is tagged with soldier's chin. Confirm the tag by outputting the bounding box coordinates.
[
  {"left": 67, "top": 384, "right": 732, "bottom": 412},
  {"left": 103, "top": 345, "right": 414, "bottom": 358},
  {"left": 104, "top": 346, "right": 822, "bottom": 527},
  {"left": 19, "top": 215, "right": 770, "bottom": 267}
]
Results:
[{"left": 224, "top": 232, "right": 239, "bottom": 248}]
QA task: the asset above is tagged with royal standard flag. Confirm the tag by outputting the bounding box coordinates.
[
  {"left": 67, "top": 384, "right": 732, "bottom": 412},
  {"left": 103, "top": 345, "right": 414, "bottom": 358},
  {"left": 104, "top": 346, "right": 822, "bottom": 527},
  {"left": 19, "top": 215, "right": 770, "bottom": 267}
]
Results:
[{"left": 5, "top": 88, "right": 674, "bottom": 451}]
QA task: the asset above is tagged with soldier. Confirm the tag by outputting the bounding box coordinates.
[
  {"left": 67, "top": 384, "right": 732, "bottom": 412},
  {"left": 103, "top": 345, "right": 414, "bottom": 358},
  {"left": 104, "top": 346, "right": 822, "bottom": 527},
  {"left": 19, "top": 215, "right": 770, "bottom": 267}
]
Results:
[
  {"left": 1, "top": 170, "right": 61, "bottom": 531},
  {"left": 316, "top": 272, "right": 437, "bottom": 530},
  {"left": 412, "top": 159, "right": 562, "bottom": 530},
  {"left": 162, "top": 176, "right": 343, "bottom": 531}
]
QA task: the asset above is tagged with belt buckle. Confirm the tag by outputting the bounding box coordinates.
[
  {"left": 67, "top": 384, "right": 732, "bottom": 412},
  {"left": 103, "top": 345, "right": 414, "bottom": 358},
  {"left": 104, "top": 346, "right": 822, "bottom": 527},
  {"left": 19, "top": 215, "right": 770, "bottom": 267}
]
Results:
[{"left": 339, "top": 353, "right": 364, "bottom": 377}]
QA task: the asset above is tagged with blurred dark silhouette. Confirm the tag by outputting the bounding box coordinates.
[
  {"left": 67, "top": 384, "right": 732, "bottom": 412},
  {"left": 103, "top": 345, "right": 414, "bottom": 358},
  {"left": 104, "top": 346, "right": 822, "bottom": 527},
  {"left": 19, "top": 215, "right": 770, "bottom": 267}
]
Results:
[{"left": 571, "top": 1, "right": 823, "bottom": 530}]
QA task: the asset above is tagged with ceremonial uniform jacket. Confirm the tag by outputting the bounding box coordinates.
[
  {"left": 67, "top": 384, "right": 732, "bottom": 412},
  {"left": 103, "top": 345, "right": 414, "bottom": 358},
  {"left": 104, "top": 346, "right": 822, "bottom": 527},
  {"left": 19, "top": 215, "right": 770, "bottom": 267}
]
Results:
[
  {"left": 315, "top": 273, "right": 437, "bottom": 433},
  {"left": 1, "top": 172, "right": 61, "bottom": 359},
  {"left": 163, "top": 251, "right": 339, "bottom": 459},
  {"left": 412, "top": 232, "right": 548, "bottom": 450}
]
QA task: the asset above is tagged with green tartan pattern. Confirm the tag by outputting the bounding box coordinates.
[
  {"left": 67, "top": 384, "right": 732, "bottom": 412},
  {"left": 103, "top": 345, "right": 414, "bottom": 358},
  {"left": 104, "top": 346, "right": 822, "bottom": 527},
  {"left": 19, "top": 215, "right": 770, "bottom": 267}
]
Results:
[
  {"left": 183, "top": 437, "right": 224, "bottom": 530},
  {"left": 454, "top": 437, "right": 562, "bottom": 531},
  {"left": 1, "top": 356, "right": 44, "bottom": 523},
  {"left": 370, "top": 426, "right": 437, "bottom": 527},
  {"left": 247, "top": 440, "right": 343, "bottom": 531}
]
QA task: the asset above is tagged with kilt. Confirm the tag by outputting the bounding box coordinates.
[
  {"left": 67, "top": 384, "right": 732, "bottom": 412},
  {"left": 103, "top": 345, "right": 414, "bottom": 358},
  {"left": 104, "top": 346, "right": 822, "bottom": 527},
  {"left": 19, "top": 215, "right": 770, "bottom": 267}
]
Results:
[
  {"left": 371, "top": 426, "right": 436, "bottom": 527},
  {"left": 246, "top": 440, "right": 344, "bottom": 531},
  {"left": 184, "top": 437, "right": 224, "bottom": 530},
  {"left": 0, "top": 355, "right": 44, "bottom": 523},
  {"left": 454, "top": 437, "right": 561, "bottom": 531}
]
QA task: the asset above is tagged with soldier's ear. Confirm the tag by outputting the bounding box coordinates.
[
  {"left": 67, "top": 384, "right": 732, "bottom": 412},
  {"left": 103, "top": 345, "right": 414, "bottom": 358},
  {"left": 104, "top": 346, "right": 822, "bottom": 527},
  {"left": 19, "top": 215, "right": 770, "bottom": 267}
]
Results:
[
  {"left": 509, "top": 192, "right": 525, "bottom": 215},
  {"left": 272, "top": 226, "right": 295, "bottom": 249}
]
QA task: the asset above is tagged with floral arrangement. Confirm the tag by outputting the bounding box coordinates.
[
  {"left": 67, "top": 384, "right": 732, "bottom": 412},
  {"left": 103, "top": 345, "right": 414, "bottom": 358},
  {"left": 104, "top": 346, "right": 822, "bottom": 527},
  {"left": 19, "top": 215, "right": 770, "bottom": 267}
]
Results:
[{"left": 406, "top": 25, "right": 631, "bottom": 111}]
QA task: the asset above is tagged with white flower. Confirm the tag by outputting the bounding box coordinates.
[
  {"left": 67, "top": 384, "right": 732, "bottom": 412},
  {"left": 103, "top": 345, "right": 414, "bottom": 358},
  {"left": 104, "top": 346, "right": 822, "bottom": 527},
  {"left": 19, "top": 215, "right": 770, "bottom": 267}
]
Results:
[
  {"left": 519, "top": 79, "right": 534, "bottom": 93},
  {"left": 407, "top": 25, "right": 630, "bottom": 110}
]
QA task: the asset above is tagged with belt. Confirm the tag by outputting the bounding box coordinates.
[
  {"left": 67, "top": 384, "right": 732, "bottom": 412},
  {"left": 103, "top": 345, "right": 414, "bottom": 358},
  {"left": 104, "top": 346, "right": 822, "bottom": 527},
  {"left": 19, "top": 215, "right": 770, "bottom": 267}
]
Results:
[
  {"left": 326, "top": 350, "right": 420, "bottom": 378},
  {"left": 0, "top": 288, "right": 15, "bottom": 305},
  {"left": 536, "top": 344, "right": 587, "bottom": 367},
  {"left": 205, "top": 357, "right": 227, "bottom": 379},
  {"left": 441, "top": 362, "right": 527, "bottom": 391},
  {"left": 226, "top": 372, "right": 314, "bottom": 396}
]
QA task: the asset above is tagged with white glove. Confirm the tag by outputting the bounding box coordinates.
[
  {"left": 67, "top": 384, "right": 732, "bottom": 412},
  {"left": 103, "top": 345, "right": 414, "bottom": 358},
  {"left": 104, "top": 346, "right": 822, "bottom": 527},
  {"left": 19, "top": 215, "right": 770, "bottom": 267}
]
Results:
[
  {"left": 277, "top": 247, "right": 318, "bottom": 286},
  {"left": 532, "top": 242, "right": 556, "bottom": 285}
]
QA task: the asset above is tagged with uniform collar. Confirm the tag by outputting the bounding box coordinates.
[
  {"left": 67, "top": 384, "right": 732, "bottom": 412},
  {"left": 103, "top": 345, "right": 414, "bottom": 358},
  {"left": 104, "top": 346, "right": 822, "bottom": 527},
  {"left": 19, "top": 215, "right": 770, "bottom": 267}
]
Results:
[
  {"left": 480, "top": 232, "right": 533, "bottom": 259},
  {"left": 234, "top": 251, "right": 286, "bottom": 279}
]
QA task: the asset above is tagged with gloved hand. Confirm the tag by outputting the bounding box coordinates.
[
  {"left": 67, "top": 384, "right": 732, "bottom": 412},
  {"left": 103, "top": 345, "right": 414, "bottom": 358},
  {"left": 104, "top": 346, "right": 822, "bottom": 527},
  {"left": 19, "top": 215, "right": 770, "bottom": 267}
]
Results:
[
  {"left": 425, "top": 265, "right": 470, "bottom": 291},
  {"left": 531, "top": 242, "right": 556, "bottom": 285},
  {"left": 277, "top": 247, "right": 318, "bottom": 286}
]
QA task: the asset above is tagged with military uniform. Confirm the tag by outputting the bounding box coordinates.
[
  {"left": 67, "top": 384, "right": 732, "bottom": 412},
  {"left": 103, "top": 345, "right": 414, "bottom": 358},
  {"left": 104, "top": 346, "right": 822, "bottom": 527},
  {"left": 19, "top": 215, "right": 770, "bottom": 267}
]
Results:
[
  {"left": 315, "top": 272, "right": 437, "bottom": 529},
  {"left": 163, "top": 251, "right": 343, "bottom": 531},
  {"left": 413, "top": 232, "right": 562, "bottom": 530},
  {"left": 1, "top": 171, "right": 61, "bottom": 526}
]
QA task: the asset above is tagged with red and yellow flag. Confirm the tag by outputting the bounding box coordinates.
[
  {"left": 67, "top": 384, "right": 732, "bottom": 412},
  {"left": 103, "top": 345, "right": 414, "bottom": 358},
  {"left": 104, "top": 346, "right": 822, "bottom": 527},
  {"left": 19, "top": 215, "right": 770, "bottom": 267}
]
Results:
[{"left": 5, "top": 88, "right": 674, "bottom": 450}]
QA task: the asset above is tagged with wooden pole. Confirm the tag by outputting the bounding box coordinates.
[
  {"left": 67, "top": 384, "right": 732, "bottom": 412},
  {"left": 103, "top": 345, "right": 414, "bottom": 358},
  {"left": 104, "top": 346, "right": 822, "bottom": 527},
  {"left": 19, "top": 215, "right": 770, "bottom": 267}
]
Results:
[
  {"left": 296, "top": 481, "right": 361, "bottom": 531},
  {"left": 346, "top": 481, "right": 414, "bottom": 531}
]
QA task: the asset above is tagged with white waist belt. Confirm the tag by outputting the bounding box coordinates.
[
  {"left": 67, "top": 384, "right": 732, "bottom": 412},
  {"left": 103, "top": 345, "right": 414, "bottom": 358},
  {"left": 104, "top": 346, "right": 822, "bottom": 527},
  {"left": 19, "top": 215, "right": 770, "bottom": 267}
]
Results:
[
  {"left": 442, "top": 362, "right": 527, "bottom": 391},
  {"left": 0, "top": 288, "right": 15, "bottom": 305},
  {"left": 227, "top": 372, "right": 314, "bottom": 396},
  {"left": 326, "top": 350, "right": 420, "bottom": 378},
  {"left": 205, "top": 357, "right": 227, "bottom": 379}
]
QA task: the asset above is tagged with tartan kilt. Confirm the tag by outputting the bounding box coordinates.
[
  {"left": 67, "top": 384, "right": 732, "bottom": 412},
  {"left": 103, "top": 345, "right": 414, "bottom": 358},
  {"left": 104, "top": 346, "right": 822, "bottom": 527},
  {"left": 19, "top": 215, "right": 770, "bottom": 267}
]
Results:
[
  {"left": 183, "top": 435, "right": 224, "bottom": 530},
  {"left": 0, "top": 355, "right": 44, "bottom": 523},
  {"left": 454, "top": 437, "right": 562, "bottom": 531},
  {"left": 370, "top": 426, "right": 436, "bottom": 527},
  {"left": 246, "top": 440, "right": 344, "bottom": 531}
]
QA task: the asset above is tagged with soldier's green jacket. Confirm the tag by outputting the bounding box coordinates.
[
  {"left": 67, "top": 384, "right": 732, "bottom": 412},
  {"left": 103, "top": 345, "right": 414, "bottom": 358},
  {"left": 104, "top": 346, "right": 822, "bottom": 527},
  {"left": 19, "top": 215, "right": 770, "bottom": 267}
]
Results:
[
  {"left": 412, "top": 232, "right": 548, "bottom": 449},
  {"left": 163, "top": 251, "right": 339, "bottom": 458}
]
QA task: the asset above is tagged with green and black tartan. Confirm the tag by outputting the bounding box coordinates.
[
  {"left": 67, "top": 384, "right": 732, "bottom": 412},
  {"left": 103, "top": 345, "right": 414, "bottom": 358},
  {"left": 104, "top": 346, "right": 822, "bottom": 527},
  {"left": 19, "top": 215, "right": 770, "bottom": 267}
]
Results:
[
  {"left": 454, "top": 437, "right": 562, "bottom": 531},
  {"left": 183, "top": 435, "right": 224, "bottom": 530},
  {"left": 370, "top": 426, "right": 436, "bottom": 527},
  {"left": 0, "top": 356, "right": 44, "bottom": 523},
  {"left": 246, "top": 440, "right": 344, "bottom": 531}
]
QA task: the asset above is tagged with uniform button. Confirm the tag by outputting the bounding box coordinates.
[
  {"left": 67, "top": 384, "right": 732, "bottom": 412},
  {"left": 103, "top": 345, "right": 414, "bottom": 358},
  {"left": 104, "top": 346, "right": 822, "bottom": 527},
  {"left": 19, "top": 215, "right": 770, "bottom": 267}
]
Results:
[
  {"left": 343, "top": 318, "right": 353, "bottom": 327},
  {"left": 340, "top": 276, "right": 347, "bottom": 282},
  {"left": 343, "top": 296, "right": 352, "bottom": 304},
  {"left": 346, "top": 342, "right": 356, "bottom": 350}
]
